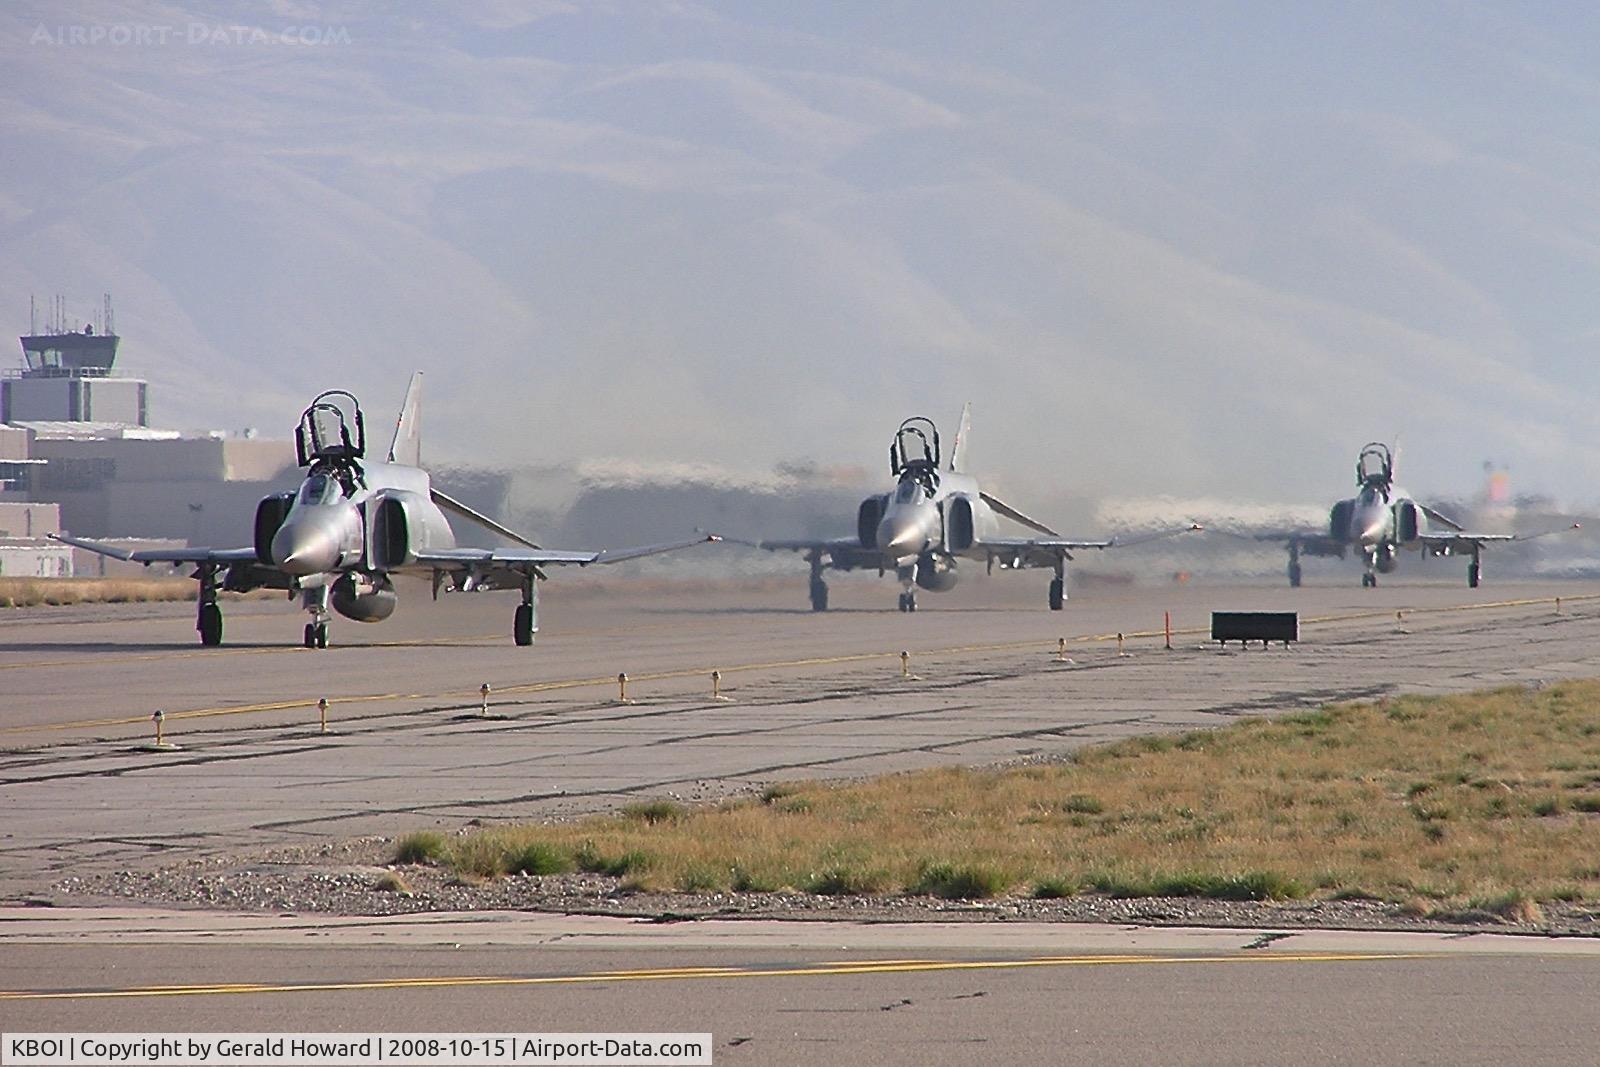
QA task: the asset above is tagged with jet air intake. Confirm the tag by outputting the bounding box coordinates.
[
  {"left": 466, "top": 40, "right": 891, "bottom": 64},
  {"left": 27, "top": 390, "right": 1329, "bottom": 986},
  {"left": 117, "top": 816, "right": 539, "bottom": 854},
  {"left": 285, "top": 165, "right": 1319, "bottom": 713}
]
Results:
[
  {"left": 857, "top": 493, "right": 889, "bottom": 549},
  {"left": 945, "top": 495, "right": 976, "bottom": 553},
  {"left": 1396, "top": 500, "right": 1421, "bottom": 544},
  {"left": 1329, "top": 499, "right": 1355, "bottom": 542},
  {"left": 254, "top": 493, "right": 295, "bottom": 565}
]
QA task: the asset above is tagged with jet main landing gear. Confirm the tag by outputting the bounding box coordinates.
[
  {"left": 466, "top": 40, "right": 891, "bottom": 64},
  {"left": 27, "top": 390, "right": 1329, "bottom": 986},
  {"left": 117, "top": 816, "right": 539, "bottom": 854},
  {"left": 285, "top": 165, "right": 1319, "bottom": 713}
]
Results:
[
  {"left": 897, "top": 590, "right": 917, "bottom": 612},
  {"left": 1361, "top": 573, "right": 1377, "bottom": 588},
  {"left": 1048, "top": 556, "right": 1067, "bottom": 611},
  {"left": 513, "top": 572, "right": 540, "bottom": 646},
  {"left": 196, "top": 563, "right": 223, "bottom": 646},
  {"left": 808, "top": 552, "right": 829, "bottom": 612},
  {"left": 1287, "top": 542, "right": 1303, "bottom": 588},
  {"left": 1468, "top": 548, "right": 1482, "bottom": 589},
  {"left": 810, "top": 578, "right": 829, "bottom": 612},
  {"left": 303, "top": 621, "right": 329, "bottom": 649}
]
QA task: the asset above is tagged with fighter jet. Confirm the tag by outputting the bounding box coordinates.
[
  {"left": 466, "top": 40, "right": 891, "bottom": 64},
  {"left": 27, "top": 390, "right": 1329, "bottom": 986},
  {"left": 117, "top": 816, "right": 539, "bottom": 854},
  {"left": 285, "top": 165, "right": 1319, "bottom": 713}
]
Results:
[
  {"left": 1262, "top": 441, "right": 1572, "bottom": 588},
  {"left": 760, "top": 407, "right": 1199, "bottom": 612},
  {"left": 52, "top": 375, "right": 717, "bottom": 647}
]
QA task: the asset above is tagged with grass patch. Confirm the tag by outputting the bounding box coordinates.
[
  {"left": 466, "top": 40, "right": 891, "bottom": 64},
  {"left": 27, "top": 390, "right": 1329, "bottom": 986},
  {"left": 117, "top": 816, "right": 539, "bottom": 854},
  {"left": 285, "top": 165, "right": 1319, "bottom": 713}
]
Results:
[
  {"left": 405, "top": 683, "right": 1600, "bottom": 908},
  {"left": 807, "top": 866, "right": 889, "bottom": 895},
  {"left": 912, "top": 862, "right": 1010, "bottom": 900},
  {"left": 621, "top": 800, "right": 685, "bottom": 825},
  {"left": 392, "top": 831, "right": 449, "bottom": 865},
  {"left": 506, "top": 842, "right": 574, "bottom": 876}
]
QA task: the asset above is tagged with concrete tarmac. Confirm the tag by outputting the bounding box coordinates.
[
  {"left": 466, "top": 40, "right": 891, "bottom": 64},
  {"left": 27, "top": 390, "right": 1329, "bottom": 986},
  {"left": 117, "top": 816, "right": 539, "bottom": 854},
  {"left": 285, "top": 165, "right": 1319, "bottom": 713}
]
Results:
[
  {"left": 4, "top": 575, "right": 1599, "bottom": 897},
  {"left": 4, "top": 573, "right": 1600, "bottom": 1060},
  {"left": 3, "top": 909, "right": 1600, "bottom": 1065}
]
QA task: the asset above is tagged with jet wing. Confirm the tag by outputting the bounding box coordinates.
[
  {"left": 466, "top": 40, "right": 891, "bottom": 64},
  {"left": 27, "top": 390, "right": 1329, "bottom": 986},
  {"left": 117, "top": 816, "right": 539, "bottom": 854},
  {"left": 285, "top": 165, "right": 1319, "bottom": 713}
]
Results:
[
  {"left": 49, "top": 533, "right": 260, "bottom": 565},
  {"left": 1418, "top": 532, "right": 1515, "bottom": 554},
  {"left": 1247, "top": 529, "right": 1347, "bottom": 558},
  {"left": 412, "top": 532, "right": 720, "bottom": 570},
  {"left": 759, "top": 538, "right": 885, "bottom": 571},
  {"left": 409, "top": 533, "right": 720, "bottom": 592},
  {"left": 974, "top": 525, "right": 1202, "bottom": 569}
]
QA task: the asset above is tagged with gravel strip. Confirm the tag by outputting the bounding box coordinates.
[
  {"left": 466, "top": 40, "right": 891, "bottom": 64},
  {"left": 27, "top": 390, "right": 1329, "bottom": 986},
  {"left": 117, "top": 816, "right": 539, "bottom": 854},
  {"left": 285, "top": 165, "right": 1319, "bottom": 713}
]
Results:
[{"left": 41, "top": 836, "right": 1600, "bottom": 937}]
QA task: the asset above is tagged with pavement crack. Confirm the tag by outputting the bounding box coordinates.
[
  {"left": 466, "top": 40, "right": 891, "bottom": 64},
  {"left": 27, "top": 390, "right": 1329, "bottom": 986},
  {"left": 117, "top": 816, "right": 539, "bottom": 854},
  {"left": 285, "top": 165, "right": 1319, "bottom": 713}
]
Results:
[{"left": 1242, "top": 931, "right": 1293, "bottom": 950}]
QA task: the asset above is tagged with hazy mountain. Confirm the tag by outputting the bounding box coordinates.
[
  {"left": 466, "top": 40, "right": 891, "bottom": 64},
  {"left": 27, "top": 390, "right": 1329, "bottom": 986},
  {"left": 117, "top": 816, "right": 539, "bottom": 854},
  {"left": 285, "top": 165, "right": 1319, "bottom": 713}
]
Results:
[{"left": 4, "top": 1, "right": 1600, "bottom": 509}]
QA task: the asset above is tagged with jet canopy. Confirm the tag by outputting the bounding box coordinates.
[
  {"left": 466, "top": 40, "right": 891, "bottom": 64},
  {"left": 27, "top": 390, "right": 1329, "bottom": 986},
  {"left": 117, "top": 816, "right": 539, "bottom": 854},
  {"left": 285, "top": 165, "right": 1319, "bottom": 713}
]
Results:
[
  {"left": 1356, "top": 442, "right": 1393, "bottom": 491},
  {"left": 296, "top": 390, "right": 366, "bottom": 468},
  {"left": 890, "top": 417, "right": 941, "bottom": 494},
  {"left": 891, "top": 417, "right": 941, "bottom": 474}
]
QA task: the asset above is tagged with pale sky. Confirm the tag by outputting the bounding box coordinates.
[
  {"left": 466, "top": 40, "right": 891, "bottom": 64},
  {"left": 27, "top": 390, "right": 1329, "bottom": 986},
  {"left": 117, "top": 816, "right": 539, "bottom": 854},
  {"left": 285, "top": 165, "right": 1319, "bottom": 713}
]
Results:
[{"left": 4, "top": 1, "right": 1600, "bottom": 507}]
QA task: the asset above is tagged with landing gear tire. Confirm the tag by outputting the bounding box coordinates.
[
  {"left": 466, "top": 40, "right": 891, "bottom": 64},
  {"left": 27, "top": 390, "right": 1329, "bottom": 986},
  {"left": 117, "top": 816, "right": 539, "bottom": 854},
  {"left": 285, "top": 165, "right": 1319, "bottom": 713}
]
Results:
[
  {"left": 1468, "top": 563, "right": 1481, "bottom": 589},
  {"left": 315, "top": 622, "right": 329, "bottom": 649},
  {"left": 1048, "top": 577, "right": 1065, "bottom": 611},
  {"left": 198, "top": 604, "right": 223, "bottom": 647},
  {"left": 305, "top": 622, "right": 328, "bottom": 649},
  {"left": 809, "top": 579, "right": 829, "bottom": 612},
  {"left": 304, "top": 623, "right": 317, "bottom": 649},
  {"left": 514, "top": 604, "right": 535, "bottom": 646},
  {"left": 1361, "top": 573, "right": 1376, "bottom": 588},
  {"left": 898, "top": 592, "right": 917, "bottom": 613},
  {"left": 1288, "top": 562, "right": 1302, "bottom": 588}
]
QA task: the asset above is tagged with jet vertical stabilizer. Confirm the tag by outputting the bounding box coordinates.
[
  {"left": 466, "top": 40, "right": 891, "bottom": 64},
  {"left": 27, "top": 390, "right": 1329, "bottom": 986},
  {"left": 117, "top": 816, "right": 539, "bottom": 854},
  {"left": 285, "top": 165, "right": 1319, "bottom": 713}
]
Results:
[
  {"left": 949, "top": 402, "right": 972, "bottom": 473},
  {"left": 387, "top": 371, "right": 423, "bottom": 466}
]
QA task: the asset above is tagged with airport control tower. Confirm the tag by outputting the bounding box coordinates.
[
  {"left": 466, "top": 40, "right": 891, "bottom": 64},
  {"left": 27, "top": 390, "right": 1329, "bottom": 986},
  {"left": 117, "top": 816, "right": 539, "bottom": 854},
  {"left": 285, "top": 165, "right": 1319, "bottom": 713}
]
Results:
[{"left": 2, "top": 295, "right": 147, "bottom": 426}]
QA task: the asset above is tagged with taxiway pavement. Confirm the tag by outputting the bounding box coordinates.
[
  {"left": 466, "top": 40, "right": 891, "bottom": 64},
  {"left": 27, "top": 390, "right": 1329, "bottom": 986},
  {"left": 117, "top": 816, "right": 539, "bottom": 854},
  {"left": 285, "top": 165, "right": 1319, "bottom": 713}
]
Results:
[
  {"left": 4, "top": 576, "right": 1599, "bottom": 897},
  {"left": 3, "top": 909, "right": 1599, "bottom": 1065},
  {"left": 5, "top": 575, "right": 1600, "bottom": 1058}
]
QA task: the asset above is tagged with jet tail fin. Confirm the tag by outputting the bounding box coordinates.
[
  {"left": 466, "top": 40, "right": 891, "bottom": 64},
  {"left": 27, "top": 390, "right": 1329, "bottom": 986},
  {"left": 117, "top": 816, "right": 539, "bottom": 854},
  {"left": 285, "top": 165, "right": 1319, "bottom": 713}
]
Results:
[
  {"left": 949, "top": 402, "right": 972, "bottom": 472},
  {"left": 387, "top": 372, "right": 423, "bottom": 466}
]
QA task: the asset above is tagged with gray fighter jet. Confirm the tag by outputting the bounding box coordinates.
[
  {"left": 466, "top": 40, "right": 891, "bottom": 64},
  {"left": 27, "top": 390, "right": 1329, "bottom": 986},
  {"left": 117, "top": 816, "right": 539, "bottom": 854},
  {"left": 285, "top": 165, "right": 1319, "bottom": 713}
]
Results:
[
  {"left": 53, "top": 375, "right": 717, "bottom": 647},
  {"left": 1263, "top": 441, "right": 1572, "bottom": 588},
  {"left": 761, "top": 406, "right": 1198, "bottom": 612}
]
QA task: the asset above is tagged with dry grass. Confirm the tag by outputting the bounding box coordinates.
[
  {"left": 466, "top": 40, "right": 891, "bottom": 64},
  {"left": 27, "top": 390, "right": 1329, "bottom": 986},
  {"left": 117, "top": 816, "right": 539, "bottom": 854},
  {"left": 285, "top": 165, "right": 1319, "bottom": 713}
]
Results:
[
  {"left": 0, "top": 577, "right": 280, "bottom": 608},
  {"left": 396, "top": 682, "right": 1600, "bottom": 905},
  {"left": 0, "top": 577, "right": 197, "bottom": 607},
  {"left": 372, "top": 871, "right": 413, "bottom": 895}
]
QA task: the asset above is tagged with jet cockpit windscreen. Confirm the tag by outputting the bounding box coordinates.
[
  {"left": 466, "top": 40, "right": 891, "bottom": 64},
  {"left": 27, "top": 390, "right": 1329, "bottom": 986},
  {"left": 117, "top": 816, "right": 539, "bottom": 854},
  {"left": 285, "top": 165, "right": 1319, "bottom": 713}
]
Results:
[
  {"left": 1356, "top": 442, "right": 1393, "bottom": 488},
  {"left": 296, "top": 471, "right": 343, "bottom": 506},
  {"left": 295, "top": 390, "right": 366, "bottom": 467}
]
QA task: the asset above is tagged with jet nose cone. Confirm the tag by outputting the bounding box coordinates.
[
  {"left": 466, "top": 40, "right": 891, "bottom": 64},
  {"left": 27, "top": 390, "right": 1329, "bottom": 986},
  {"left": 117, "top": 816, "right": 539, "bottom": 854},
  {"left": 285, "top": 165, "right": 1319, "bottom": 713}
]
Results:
[
  {"left": 272, "top": 515, "right": 343, "bottom": 575},
  {"left": 878, "top": 511, "right": 930, "bottom": 558},
  {"left": 1354, "top": 508, "right": 1388, "bottom": 545}
]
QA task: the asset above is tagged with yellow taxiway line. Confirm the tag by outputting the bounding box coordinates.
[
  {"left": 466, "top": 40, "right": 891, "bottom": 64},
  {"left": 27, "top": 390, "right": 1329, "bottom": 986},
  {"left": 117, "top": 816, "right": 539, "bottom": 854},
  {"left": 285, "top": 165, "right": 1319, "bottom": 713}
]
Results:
[{"left": 0, "top": 952, "right": 1421, "bottom": 1001}]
